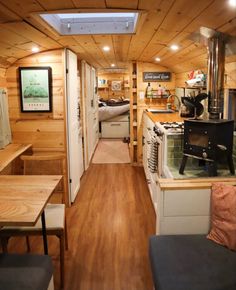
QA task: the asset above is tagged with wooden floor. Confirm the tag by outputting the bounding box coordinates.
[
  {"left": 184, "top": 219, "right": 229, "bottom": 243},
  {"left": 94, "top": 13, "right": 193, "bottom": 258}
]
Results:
[{"left": 7, "top": 164, "right": 156, "bottom": 290}]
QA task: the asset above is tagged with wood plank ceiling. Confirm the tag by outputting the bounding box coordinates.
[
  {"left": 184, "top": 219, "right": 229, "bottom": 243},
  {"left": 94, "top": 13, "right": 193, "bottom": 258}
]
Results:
[{"left": 0, "top": 0, "right": 235, "bottom": 73}]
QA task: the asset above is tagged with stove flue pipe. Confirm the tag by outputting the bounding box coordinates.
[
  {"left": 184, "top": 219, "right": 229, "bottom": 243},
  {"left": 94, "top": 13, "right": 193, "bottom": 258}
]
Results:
[{"left": 207, "top": 35, "right": 226, "bottom": 119}]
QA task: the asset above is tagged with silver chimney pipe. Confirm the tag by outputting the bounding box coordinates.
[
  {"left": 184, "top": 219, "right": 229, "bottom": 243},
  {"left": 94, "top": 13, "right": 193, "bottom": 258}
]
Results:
[
  {"left": 207, "top": 35, "right": 225, "bottom": 119},
  {"left": 189, "top": 27, "right": 236, "bottom": 120}
]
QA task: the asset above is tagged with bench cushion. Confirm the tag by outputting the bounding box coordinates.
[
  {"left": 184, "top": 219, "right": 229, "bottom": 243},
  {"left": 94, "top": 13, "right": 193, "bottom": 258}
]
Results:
[
  {"left": 0, "top": 254, "right": 53, "bottom": 290},
  {"left": 149, "top": 235, "right": 236, "bottom": 290}
]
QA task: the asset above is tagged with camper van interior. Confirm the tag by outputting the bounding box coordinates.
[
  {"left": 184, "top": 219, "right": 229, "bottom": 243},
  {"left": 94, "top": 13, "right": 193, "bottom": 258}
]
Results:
[{"left": 0, "top": 0, "right": 236, "bottom": 289}]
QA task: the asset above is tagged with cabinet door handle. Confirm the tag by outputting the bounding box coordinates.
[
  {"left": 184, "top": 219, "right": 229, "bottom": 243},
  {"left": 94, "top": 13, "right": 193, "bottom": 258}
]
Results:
[{"left": 111, "top": 123, "right": 121, "bottom": 126}]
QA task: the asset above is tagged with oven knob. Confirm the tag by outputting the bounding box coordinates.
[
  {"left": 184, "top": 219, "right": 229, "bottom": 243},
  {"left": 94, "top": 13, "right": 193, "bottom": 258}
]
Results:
[{"left": 202, "top": 152, "right": 207, "bottom": 159}]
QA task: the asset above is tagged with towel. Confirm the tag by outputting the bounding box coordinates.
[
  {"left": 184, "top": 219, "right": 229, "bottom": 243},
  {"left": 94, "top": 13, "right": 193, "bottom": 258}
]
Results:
[{"left": 148, "top": 136, "right": 158, "bottom": 173}]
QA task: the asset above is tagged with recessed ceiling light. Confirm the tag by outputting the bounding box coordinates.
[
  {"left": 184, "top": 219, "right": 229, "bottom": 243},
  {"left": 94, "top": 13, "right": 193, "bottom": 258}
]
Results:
[
  {"left": 103, "top": 46, "right": 110, "bottom": 52},
  {"left": 155, "top": 57, "right": 161, "bottom": 62},
  {"left": 32, "top": 46, "right": 39, "bottom": 53},
  {"left": 229, "top": 0, "right": 236, "bottom": 7},
  {"left": 170, "top": 44, "right": 179, "bottom": 51},
  {"left": 111, "top": 63, "right": 115, "bottom": 67}
]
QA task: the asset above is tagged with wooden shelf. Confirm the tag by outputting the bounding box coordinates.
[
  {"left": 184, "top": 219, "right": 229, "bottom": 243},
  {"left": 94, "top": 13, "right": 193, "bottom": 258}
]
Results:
[
  {"left": 130, "top": 62, "right": 138, "bottom": 164},
  {"left": 98, "top": 85, "right": 108, "bottom": 89}
]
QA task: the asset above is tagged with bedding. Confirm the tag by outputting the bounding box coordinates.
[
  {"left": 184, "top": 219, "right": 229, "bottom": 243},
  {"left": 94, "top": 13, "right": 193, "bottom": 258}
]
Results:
[{"left": 99, "top": 103, "right": 130, "bottom": 121}]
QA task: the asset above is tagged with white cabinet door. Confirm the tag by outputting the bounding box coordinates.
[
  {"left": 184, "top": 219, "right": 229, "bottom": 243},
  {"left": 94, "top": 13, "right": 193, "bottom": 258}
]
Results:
[{"left": 66, "top": 49, "right": 84, "bottom": 203}]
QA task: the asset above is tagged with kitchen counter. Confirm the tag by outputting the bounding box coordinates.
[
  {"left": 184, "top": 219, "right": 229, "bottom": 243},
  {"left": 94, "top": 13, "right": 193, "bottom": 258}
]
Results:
[
  {"left": 143, "top": 111, "right": 236, "bottom": 235},
  {"left": 145, "top": 111, "right": 185, "bottom": 123}
]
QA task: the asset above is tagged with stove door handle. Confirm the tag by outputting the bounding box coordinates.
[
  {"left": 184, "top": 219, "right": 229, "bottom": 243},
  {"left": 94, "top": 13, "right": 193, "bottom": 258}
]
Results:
[{"left": 217, "top": 144, "right": 227, "bottom": 151}]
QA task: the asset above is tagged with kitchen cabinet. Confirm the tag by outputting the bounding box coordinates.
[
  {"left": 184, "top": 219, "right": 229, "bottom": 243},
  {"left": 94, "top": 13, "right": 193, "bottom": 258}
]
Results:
[{"left": 155, "top": 178, "right": 236, "bottom": 235}]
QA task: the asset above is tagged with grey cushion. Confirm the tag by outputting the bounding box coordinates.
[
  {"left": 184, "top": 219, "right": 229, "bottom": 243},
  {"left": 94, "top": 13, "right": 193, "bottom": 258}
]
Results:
[
  {"left": 0, "top": 254, "right": 53, "bottom": 290},
  {"left": 149, "top": 235, "right": 236, "bottom": 290}
]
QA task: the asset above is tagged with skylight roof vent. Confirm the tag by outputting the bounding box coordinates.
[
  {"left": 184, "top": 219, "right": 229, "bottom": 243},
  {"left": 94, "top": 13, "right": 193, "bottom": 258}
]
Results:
[{"left": 39, "top": 12, "right": 139, "bottom": 35}]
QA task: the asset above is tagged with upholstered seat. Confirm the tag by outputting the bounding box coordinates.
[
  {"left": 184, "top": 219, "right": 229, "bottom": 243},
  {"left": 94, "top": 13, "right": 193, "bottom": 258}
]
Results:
[
  {"left": 0, "top": 253, "right": 54, "bottom": 290},
  {"left": 149, "top": 235, "right": 236, "bottom": 290}
]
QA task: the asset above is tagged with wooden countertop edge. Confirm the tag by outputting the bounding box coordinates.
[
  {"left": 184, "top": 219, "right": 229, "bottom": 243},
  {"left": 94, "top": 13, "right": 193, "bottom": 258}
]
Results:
[
  {"left": 144, "top": 110, "right": 185, "bottom": 123},
  {"left": 157, "top": 177, "right": 236, "bottom": 190}
]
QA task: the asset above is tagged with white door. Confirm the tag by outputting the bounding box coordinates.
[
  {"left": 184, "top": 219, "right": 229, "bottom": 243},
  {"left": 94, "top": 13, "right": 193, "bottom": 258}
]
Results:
[
  {"left": 66, "top": 49, "right": 84, "bottom": 204},
  {"left": 85, "top": 62, "right": 93, "bottom": 163}
]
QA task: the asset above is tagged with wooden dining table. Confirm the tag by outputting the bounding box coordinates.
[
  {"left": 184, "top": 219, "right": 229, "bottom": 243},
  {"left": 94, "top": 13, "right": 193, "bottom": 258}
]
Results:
[
  {"left": 0, "top": 143, "right": 32, "bottom": 173},
  {"left": 0, "top": 175, "right": 62, "bottom": 254}
]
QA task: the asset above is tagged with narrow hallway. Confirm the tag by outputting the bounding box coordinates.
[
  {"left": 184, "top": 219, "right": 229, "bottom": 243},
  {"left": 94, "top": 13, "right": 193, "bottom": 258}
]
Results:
[
  {"left": 66, "top": 164, "right": 156, "bottom": 290},
  {"left": 7, "top": 163, "right": 156, "bottom": 290}
]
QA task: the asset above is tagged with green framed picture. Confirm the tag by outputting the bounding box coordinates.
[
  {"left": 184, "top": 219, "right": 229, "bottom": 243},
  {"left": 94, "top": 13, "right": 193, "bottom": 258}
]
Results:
[{"left": 19, "top": 66, "right": 52, "bottom": 112}]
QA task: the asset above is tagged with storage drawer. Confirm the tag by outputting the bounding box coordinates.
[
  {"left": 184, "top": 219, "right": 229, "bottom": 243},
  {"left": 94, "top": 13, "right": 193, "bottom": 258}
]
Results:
[
  {"left": 163, "top": 189, "right": 211, "bottom": 217},
  {"left": 101, "top": 121, "right": 129, "bottom": 138},
  {"left": 107, "top": 113, "right": 129, "bottom": 122}
]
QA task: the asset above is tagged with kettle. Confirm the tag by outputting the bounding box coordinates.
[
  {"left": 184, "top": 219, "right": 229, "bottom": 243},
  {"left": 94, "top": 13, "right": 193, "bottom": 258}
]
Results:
[
  {"left": 180, "top": 93, "right": 208, "bottom": 118},
  {"left": 180, "top": 97, "right": 194, "bottom": 117}
]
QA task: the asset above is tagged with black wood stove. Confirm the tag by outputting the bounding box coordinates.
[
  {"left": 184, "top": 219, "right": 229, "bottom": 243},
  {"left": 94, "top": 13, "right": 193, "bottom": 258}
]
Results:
[
  {"left": 179, "top": 119, "right": 235, "bottom": 176},
  {"left": 179, "top": 27, "right": 235, "bottom": 176}
]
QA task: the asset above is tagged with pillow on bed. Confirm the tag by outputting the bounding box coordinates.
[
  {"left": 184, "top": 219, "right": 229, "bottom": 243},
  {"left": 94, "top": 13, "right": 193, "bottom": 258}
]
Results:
[{"left": 207, "top": 182, "right": 236, "bottom": 251}]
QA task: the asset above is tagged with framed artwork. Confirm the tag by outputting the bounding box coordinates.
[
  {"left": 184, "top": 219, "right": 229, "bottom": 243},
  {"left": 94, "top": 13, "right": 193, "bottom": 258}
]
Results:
[
  {"left": 19, "top": 66, "right": 52, "bottom": 112},
  {"left": 111, "top": 80, "right": 122, "bottom": 91}
]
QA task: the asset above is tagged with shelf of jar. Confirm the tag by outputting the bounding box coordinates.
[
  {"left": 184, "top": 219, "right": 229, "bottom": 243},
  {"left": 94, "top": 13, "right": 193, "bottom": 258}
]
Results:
[{"left": 145, "top": 94, "right": 168, "bottom": 99}]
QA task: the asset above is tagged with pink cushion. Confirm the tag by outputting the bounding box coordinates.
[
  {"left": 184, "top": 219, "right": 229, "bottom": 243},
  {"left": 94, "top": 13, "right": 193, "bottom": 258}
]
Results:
[{"left": 207, "top": 182, "right": 236, "bottom": 251}]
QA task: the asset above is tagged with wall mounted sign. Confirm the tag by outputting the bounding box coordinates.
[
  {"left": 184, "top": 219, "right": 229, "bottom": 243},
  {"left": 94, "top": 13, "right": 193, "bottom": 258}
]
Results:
[
  {"left": 111, "top": 80, "right": 122, "bottom": 91},
  {"left": 143, "top": 72, "right": 171, "bottom": 82},
  {"left": 19, "top": 66, "right": 52, "bottom": 112}
]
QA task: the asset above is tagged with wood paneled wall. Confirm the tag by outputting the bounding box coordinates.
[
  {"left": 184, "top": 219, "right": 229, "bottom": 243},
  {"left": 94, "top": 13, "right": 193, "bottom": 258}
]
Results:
[
  {"left": 6, "top": 49, "right": 66, "bottom": 151},
  {"left": 225, "top": 62, "right": 236, "bottom": 88},
  {"left": 98, "top": 72, "right": 130, "bottom": 100},
  {"left": 6, "top": 49, "right": 68, "bottom": 204},
  {"left": 0, "top": 68, "right": 6, "bottom": 87},
  {"left": 137, "top": 62, "right": 176, "bottom": 91},
  {"left": 136, "top": 62, "right": 176, "bottom": 163},
  {"left": 175, "top": 62, "right": 236, "bottom": 88}
]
